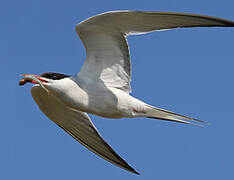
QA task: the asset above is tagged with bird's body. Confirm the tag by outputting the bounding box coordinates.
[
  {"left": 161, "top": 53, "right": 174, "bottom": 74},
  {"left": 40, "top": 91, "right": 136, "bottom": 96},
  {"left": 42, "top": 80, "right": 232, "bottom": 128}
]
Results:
[
  {"left": 34, "top": 76, "right": 146, "bottom": 119},
  {"left": 19, "top": 11, "right": 234, "bottom": 175}
]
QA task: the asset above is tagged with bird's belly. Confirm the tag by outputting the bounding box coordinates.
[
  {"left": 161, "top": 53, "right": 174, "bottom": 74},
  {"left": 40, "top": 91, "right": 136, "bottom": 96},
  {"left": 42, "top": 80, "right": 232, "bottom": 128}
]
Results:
[
  {"left": 79, "top": 91, "right": 127, "bottom": 118},
  {"left": 82, "top": 88, "right": 137, "bottom": 118},
  {"left": 70, "top": 94, "right": 127, "bottom": 118},
  {"left": 50, "top": 82, "right": 129, "bottom": 118}
]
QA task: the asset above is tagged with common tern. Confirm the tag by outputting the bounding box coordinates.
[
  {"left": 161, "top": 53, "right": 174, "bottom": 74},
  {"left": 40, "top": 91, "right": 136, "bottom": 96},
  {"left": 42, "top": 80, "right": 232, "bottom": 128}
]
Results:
[{"left": 19, "top": 11, "right": 234, "bottom": 175}]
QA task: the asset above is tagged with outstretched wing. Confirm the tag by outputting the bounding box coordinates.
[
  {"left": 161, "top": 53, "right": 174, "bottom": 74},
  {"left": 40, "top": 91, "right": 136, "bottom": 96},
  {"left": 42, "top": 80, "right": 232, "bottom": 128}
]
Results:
[
  {"left": 76, "top": 11, "right": 234, "bottom": 93},
  {"left": 31, "top": 85, "right": 139, "bottom": 175}
]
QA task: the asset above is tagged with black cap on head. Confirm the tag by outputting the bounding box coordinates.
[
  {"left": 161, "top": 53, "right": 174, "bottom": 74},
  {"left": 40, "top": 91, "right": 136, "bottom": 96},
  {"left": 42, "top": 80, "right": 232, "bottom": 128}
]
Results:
[{"left": 40, "top": 72, "right": 70, "bottom": 80}]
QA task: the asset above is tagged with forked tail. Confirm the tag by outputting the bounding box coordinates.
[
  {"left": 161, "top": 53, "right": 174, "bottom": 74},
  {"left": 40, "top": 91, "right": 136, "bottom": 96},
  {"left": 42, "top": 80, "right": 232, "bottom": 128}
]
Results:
[{"left": 144, "top": 104, "right": 206, "bottom": 126}]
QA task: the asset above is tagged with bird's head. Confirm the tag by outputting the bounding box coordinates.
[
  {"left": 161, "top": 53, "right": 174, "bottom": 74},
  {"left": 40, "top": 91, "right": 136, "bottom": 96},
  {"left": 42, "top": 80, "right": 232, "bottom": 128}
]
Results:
[{"left": 19, "top": 72, "right": 70, "bottom": 86}]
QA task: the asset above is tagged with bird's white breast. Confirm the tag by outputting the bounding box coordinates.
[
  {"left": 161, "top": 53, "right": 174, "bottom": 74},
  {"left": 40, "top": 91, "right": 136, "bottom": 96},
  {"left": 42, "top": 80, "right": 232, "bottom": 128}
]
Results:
[
  {"left": 42, "top": 76, "right": 146, "bottom": 118},
  {"left": 44, "top": 78, "right": 89, "bottom": 111}
]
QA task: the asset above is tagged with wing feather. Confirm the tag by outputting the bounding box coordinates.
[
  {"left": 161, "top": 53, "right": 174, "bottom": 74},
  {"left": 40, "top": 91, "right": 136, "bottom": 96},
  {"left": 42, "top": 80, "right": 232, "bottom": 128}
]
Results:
[
  {"left": 31, "top": 86, "right": 139, "bottom": 175},
  {"left": 76, "top": 11, "right": 234, "bottom": 93}
]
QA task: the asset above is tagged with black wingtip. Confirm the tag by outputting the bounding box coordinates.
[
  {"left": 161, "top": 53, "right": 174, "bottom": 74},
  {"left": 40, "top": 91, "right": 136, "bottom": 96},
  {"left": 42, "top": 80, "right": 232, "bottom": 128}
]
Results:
[
  {"left": 134, "top": 171, "right": 140, "bottom": 175},
  {"left": 120, "top": 161, "right": 140, "bottom": 175},
  {"left": 129, "top": 169, "right": 140, "bottom": 175},
  {"left": 121, "top": 161, "right": 140, "bottom": 175}
]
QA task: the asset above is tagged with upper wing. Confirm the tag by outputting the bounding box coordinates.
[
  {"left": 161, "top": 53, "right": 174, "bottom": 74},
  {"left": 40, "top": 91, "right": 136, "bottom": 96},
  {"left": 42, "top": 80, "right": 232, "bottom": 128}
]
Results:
[
  {"left": 31, "top": 86, "right": 139, "bottom": 175},
  {"left": 76, "top": 11, "right": 234, "bottom": 93}
]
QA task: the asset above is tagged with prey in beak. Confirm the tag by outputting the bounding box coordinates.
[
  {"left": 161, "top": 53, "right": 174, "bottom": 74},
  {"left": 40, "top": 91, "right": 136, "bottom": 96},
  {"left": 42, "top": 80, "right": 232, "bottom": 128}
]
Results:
[
  {"left": 19, "top": 74, "right": 51, "bottom": 93},
  {"left": 19, "top": 72, "right": 70, "bottom": 86},
  {"left": 19, "top": 74, "right": 49, "bottom": 86},
  {"left": 19, "top": 73, "right": 69, "bottom": 94}
]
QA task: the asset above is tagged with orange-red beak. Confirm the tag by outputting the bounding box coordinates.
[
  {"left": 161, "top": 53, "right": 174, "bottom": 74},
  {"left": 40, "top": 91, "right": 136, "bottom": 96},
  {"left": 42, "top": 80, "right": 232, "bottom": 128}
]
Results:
[{"left": 19, "top": 74, "right": 49, "bottom": 86}]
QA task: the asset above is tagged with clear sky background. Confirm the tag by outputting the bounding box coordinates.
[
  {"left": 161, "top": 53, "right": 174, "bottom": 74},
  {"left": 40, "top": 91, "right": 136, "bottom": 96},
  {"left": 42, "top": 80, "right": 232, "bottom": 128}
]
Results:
[{"left": 1, "top": 0, "right": 234, "bottom": 179}]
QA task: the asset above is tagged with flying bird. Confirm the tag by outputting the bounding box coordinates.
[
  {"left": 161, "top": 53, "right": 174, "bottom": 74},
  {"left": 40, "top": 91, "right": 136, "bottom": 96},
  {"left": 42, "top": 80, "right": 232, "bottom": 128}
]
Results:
[{"left": 19, "top": 11, "right": 234, "bottom": 175}]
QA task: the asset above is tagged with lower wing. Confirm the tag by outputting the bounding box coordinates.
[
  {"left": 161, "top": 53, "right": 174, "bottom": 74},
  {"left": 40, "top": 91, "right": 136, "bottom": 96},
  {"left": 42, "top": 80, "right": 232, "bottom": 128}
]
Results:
[{"left": 31, "top": 85, "right": 139, "bottom": 175}]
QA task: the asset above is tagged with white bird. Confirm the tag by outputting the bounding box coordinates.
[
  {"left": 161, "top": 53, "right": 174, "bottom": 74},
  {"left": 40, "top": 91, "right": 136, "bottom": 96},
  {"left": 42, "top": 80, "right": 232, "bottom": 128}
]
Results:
[{"left": 19, "top": 11, "right": 234, "bottom": 175}]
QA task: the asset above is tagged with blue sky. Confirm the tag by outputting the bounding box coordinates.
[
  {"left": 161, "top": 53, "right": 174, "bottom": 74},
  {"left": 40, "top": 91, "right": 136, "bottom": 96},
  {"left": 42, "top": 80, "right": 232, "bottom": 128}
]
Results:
[{"left": 1, "top": 0, "right": 234, "bottom": 179}]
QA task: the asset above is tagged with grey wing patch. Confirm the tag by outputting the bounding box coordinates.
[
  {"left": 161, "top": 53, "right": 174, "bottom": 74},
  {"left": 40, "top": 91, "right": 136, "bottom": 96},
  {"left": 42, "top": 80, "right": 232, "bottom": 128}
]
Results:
[
  {"left": 76, "top": 11, "right": 234, "bottom": 93},
  {"left": 77, "top": 29, "right": 132, "bottom": 93},
  {"left": 31, "top": 86, "right": 139, "bottom": 175},
  {"left": 113, "top": 34, "right": 131, "bottom": 92}
]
